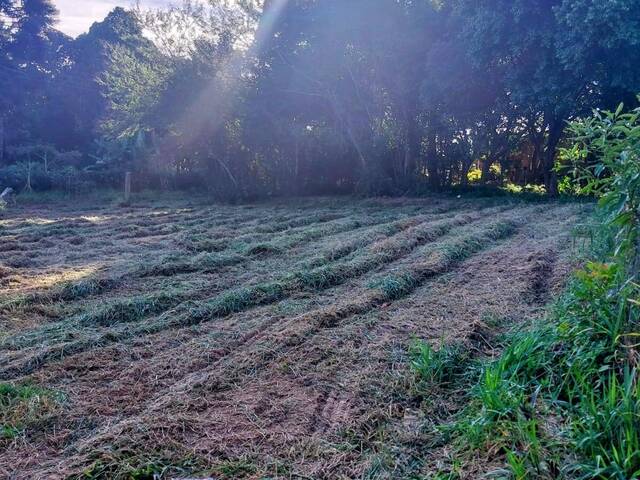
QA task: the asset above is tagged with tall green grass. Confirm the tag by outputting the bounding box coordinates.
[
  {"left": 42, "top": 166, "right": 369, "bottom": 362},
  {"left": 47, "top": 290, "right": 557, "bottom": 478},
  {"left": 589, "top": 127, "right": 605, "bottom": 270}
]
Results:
[
  {"left": 412, "top": 101, "right": 640, "bottom": 478},
  {"left": 413, "top": 260, "right": 640, "bottom": 478}
]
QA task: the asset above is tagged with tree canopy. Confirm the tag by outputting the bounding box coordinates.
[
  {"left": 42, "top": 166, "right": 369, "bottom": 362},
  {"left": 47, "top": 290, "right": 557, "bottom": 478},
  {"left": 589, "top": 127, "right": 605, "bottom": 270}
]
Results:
[{"left": 1, "top": 0, "right": 639, "bottom": 197}]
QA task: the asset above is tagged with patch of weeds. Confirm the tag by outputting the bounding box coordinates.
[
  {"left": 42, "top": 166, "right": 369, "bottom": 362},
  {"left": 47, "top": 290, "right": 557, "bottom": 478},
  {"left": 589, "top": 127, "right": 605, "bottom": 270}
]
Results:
[
  {"left": 410, "top": 341, "right": 471, "bottom": 391},
  {"left": 214, "top": 458, "right": 258, "bottom": 478},
  {"left": 79, "top": 455, "right": 202, "bottom": 480},
  {"left": 442, "top": 326, "right": 559, "bottom": 477},
  {"left": 430, "top": 261, "right": 640, "bottom": 478},
  {"left": 0, "top": 382, "right": 64, "bottom": 440}
]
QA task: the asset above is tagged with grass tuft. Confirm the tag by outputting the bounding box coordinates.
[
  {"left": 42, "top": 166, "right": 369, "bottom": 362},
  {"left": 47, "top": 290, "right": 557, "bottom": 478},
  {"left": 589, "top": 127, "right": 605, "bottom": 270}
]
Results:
[
  {"left": 0, "top": 382, "right": 63, "bottom": 441},
  {"left": 410, "top": 341, "right": 469, "bottom": 389},
  {"left": 79, "top": 290, "right": 188, "bottom": 327}
]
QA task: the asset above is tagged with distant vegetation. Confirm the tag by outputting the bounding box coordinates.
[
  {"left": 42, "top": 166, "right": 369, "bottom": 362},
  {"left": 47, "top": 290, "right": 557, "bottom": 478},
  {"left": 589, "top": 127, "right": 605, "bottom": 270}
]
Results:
[{"left": 1, "top": 0, "right": 639, "bottom": 199}]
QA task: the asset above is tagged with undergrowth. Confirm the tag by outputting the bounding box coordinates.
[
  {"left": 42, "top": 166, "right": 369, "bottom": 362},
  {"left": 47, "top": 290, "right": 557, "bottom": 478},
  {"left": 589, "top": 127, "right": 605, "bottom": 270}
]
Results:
[{"left": 411, "top": 102, "right": 640, "bottom": 479}]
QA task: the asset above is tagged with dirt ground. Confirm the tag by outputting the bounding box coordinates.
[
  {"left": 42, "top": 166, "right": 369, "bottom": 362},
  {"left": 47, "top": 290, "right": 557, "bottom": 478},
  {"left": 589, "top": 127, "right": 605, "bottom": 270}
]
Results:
[{"left": 0, "top": 195, "right": 590, "bottom": 479}]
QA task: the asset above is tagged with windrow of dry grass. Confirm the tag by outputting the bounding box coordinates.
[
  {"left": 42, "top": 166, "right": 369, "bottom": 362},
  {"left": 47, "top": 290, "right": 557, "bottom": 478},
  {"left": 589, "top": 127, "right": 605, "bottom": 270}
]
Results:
[
  {"left": 0, "top": 201, "right": 499, "bottom": 378},
  {"left": 0, "top": 196, "right": 590, "bottom": 479}
]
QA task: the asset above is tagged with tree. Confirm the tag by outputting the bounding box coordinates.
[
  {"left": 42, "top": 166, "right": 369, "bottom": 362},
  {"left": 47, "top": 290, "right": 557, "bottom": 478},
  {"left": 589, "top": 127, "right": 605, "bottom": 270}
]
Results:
[
  {"left": 58, "top": 7, "right": 152, "bottom": 153},
  {"left": 0, "top": 0, "right": 66, "bottom": 165},
  {"left": 454, "top": 0, "right": 640, "bottom": 193}
]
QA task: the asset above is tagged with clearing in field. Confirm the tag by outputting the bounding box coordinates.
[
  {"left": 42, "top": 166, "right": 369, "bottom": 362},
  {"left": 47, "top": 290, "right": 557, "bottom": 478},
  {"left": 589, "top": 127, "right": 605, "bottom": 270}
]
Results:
[{"left": 0, "top": 196, "right": 588, "bottom": 479}]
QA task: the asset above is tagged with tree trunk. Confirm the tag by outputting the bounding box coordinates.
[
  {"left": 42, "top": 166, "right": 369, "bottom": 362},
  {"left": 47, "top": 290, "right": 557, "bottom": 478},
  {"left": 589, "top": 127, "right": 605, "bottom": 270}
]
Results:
[
  {"left": 403, "top": 110, "right": 419, "bottom": 181},
  {"left": 461, "top": 159, "right": 472, "bottom": 186},
  {"left": 425, "top": 128, "right": 439, "bottom": 188},
  {"left": 481, "top": 156, "right": 491, "bottom": 184},
  {"left": 25, "top": 160, "right": 33, "bottom": 192},
  {"left": 543, "top": 120, "right": 563, "bottom": 196}
]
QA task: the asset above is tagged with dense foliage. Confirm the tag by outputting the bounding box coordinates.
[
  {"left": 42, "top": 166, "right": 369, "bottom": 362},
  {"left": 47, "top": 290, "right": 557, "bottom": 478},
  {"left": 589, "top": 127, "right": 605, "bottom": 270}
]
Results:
[{"left": 1, "top": 0, "right": 640, "bottom": 198}]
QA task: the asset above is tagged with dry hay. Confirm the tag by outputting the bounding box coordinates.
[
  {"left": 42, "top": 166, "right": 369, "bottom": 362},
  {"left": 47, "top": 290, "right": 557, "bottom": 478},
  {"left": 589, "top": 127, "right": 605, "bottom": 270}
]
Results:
[{"left": 0, "top": 196, "right": 590, "bottom": 479}]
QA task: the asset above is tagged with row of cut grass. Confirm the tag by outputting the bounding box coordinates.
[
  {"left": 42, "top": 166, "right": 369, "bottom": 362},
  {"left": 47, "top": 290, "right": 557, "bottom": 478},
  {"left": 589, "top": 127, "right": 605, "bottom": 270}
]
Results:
[
  {"left": 0, "top": 278, "right": 119, "bottom": 315},
  {"left": 134, "top": 198, "right": 474, "bottom": 276},
  {"left": 135, "top": 209, "right": 418, "bottom": 277},
  {"left": 0, "top": 205, "right": 424, "bottom": 313},
  {"left": 164, "top": 208, "right": 501, "bottom": 325},
  {"left": 0, "top": 207, "right": 516, "bottom": 378},
  {"left": 0, "top": 210, "right": 441, "bottom": 351},
  {"left": 370, "top": 220, "right": 517, "bottom": 300}
]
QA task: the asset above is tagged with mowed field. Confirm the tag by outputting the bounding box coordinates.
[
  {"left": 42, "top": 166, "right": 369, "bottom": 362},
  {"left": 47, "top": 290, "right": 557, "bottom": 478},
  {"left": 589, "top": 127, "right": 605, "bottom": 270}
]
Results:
[{"left": 0, "top": 196, "right": 589, "bottom": 479}]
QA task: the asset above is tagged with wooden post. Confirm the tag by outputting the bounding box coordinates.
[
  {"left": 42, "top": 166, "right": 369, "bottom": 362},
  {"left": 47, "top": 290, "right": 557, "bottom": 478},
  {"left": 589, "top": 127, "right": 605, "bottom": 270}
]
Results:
[
  {"left": 25, "top": 157, "right": 33, "bottom": 192},
  {"left": 124, "top": 171, "right": 131, "bottom": 203}
]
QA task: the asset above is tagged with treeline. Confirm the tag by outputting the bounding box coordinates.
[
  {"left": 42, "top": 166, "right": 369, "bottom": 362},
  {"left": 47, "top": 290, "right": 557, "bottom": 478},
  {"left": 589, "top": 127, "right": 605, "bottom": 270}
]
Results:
[{"left": 1, "top": 0, "right": 639, "bottom": 198}]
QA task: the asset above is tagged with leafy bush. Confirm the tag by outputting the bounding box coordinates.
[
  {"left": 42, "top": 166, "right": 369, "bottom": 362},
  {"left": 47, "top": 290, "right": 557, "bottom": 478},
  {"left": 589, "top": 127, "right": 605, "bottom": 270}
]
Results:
[
  {"left": 467, "top": 166, "right": 482, "bottom": 183},
  {"left": 561, "top": 101, "right": 640, "bottom": 275}
]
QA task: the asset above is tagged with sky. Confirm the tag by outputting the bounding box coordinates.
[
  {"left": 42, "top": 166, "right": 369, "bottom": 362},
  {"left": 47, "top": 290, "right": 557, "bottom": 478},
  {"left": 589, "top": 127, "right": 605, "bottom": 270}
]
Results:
[{"left": 54, "top": 0, "right": 172, "bottom": 37}]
